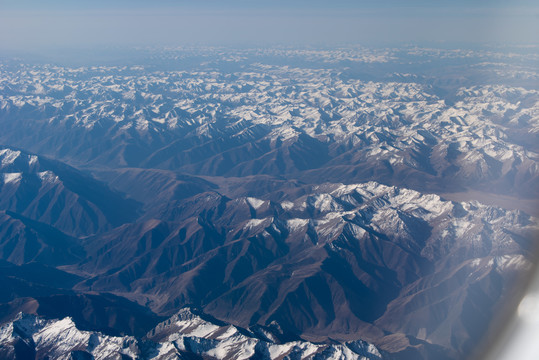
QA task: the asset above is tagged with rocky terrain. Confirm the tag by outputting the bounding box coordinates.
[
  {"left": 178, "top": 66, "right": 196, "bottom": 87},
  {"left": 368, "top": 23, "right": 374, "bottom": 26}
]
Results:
[
  {"left": 0, "top": 309, "right": 390, "bottom": 360},
  {"left": 0, "top": 46, "right": 537, "bottom": 359}
]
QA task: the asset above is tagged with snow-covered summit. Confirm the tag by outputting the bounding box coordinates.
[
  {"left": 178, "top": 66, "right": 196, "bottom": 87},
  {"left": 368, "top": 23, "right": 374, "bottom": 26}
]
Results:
[{"left": 0, "top": 310, "right": 385, "bottom": 360}]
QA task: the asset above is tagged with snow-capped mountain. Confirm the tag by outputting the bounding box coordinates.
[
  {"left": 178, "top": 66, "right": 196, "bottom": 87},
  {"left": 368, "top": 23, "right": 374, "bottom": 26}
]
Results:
[
  {"left": 0, "top": 45, "right": 537, "bottom": 360},
  {"left": 0, "top": 48, "right": 537, "bottom": 198},
  {"left": 0, "top": 313, "right": 140, "bottom": 360},
  {"left": 0, "top": 309, "right": 386, "bottom": 360},
  {"left": 65, "top": 180, "right": 535, "bottom": 358}
]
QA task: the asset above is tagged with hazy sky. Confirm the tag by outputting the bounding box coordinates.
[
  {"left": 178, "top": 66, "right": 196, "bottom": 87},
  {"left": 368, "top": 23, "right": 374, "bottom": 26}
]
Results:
[{"left": 1, "top": 0, "right": 538, "bottom": 52}]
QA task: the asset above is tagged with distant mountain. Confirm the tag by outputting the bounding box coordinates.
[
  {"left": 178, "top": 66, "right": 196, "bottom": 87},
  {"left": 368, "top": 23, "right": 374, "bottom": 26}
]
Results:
[{"left": 0, "top": 59, "right": 537, "bottom": 199}]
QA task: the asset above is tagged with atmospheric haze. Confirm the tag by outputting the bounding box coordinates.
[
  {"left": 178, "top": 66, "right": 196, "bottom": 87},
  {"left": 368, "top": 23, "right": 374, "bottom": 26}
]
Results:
[{"left": 0, "top": 0, "right": 538, "bottom": 53}]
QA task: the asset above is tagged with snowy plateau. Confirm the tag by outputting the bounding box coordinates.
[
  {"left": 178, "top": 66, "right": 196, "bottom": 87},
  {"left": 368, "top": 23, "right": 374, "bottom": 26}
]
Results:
[{"left": 0, "top": 45, "right": 538, "bottom": 359}]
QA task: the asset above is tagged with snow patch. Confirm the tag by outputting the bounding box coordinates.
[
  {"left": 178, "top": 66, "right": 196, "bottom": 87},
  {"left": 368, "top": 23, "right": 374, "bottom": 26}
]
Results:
[
  {"left": 246, "top": 197, "right": 265, "bottom": 209},
  {"left": 287, "top": 218, "right": 309, "bottom": 231},
  {"left": 28, "top": 155, "right": 38, "bottom": 166},
  {"left": 0, "top": 149, "right": 21, "bottom": 167},
  {"left": 38, "top": 171, "right": 60, "bottom": 184},
  {"left": 2, "top": 172, "right": 22, "bottom": 184},
  {"left": 245, "top": 217, "right": 271, "bottom": 229},
  {"left": 280, "top": 201, "right": 294, "bottom": 211}
]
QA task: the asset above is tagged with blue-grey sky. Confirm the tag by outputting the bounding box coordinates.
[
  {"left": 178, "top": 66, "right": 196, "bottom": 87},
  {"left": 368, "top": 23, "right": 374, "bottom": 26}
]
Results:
[{"left": 0, "top": 0, "right": 538, "bottom": 51}]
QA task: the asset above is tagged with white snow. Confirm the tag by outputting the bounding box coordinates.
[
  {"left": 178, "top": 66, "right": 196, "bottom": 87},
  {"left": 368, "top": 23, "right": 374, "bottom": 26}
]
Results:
[
  {"left": 38, "top": 171, "right": 60, "bottom": 184},
  {"left": 287, "top": 218, "right": 309, "bottom": 231},
  {"left": 28, "top": 155, "right": 38, "bottom": 166},
  {"left": 244, "top": 217, "right": 271, "bottom": 229},
  {"left": 246, "top": 197, "right": 265, "bottom": 210},
  {"left": 280, "top": 201, "right": 294, "bottom": 211},
  {"left": 2, "top": 172, "right": 22, "bottom": 184},
  {"left": 0, "top": 149, "right": 21, "bottom": 167}
]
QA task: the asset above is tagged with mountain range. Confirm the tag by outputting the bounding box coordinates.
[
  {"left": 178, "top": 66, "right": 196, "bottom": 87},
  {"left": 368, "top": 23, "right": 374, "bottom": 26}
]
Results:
[{"left": 0, "top": 46, "right": 537, "bottom": 359}]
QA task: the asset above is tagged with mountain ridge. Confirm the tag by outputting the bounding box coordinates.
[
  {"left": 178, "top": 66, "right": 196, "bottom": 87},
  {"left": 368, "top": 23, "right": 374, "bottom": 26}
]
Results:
[{"left": 0, "top": 46, "right": 537, "bottom": 359}]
